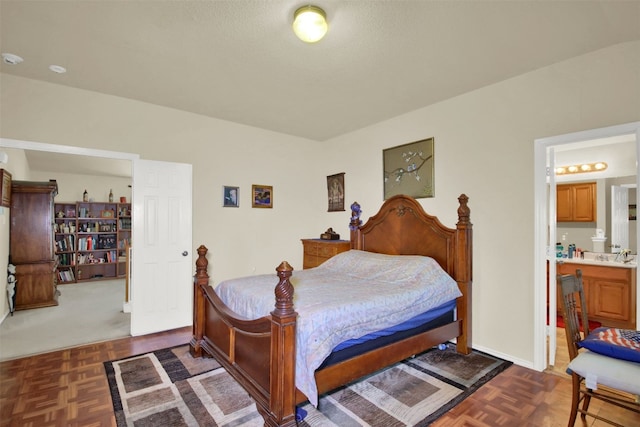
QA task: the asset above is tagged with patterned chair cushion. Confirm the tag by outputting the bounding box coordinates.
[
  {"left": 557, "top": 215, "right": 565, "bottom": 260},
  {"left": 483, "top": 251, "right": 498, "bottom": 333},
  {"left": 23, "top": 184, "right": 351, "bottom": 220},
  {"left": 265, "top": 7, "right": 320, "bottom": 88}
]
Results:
[{"left": 579, "top": 327, "right": 640, "bottom": 363}]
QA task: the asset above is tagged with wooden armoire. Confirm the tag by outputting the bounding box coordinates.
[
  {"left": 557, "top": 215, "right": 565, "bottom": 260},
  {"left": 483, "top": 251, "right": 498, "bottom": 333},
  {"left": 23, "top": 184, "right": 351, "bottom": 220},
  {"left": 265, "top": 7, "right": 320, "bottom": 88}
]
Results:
[{"left": 10, "top": 180, "right": 59, "bottom": 310}]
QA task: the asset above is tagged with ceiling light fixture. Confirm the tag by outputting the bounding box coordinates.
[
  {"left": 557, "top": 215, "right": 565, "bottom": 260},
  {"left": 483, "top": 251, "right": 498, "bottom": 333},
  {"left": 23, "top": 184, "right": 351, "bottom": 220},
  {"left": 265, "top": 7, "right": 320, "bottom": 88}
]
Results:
[
  {"left": 555, "top": 162, "right": 608, "bottom": 175},
  {"left": 2, "top": 53, "right": 24, "bottom": 65},
  {"left": 293, "top": 5, "right": 328, "bottom": 43}
]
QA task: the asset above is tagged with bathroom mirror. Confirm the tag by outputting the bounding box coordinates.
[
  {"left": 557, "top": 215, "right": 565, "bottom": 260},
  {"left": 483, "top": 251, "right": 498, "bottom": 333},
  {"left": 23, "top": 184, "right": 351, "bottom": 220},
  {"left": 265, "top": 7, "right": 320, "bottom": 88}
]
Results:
[{"left": 555, "top": 137, "right": 637, "bottom": 254}]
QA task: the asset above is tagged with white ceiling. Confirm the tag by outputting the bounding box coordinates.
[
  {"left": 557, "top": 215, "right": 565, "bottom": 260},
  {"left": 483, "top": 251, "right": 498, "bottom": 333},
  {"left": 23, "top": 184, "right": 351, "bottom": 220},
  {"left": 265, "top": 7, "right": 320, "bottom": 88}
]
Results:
[
  {"left": 2, "top": 1, "right": 639, "bottom": 178},
  {"left": 24, "top": 152, "right": 132, "bottom": 179},
  {"left": 2, "top": 0, "right": 639, "bottom": 143}
]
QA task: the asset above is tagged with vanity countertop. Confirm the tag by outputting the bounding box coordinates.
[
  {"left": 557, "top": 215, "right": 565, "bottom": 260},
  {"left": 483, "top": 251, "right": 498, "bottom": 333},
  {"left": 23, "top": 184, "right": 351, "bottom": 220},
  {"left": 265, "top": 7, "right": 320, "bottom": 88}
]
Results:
[{"left": 556, "top": 256, "right": 636, "bottom": 269}]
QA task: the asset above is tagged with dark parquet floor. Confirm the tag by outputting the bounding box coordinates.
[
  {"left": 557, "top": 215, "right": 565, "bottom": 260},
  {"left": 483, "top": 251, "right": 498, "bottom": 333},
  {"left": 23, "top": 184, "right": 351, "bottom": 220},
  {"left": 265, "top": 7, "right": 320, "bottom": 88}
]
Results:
[{"left": 0, "top": 327, "right": 636, "bottom": 427}]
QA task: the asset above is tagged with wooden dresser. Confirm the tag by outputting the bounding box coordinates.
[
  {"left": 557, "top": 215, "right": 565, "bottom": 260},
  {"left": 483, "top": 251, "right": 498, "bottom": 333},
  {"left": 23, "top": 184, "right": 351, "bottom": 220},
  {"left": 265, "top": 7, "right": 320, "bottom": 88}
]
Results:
[
  {"left": 301, "top": 239, "right": 350, "bottom": 269},
  {"left": 10, "top": 180, "right": 59, "bottom": 310}
]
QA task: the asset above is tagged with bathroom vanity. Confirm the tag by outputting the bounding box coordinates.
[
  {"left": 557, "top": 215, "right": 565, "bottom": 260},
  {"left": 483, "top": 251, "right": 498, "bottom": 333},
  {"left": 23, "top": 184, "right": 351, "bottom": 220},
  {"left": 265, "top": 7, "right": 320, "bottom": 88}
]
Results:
[{"left": 557, "top": 258, "right": 636, "bottom": 329}]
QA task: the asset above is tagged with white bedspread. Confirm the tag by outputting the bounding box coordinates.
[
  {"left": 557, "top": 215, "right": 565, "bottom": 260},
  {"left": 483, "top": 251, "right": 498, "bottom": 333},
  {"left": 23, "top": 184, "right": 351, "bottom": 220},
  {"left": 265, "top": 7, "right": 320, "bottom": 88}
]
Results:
[{"left": 214, "top": 250, "right": 462, "bottom": 406}]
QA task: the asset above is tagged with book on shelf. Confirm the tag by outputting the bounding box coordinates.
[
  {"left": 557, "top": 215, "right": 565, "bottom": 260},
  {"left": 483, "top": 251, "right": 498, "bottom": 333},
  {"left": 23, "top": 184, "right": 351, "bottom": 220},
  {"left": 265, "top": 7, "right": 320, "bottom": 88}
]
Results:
[
  {"left": 57, "top": 253, "right": 76, "bottom": 266},
  {"left": 78, "top": 236, "right": 91, "bottom": 251},
  {"left": 56, "top": 235, "right": 75, "bottom": 252},
  {"left": 98, "top": 235, "right": 117, "bottom": 249},
  {"left": 57, "top": 269, "right": 75, "bottom": 282},
  {"left": 104, "top": 250, "right": 117, "bottom": 263},
  {"left": 118, "top": 218, "right": 131, "bottom": 229}
]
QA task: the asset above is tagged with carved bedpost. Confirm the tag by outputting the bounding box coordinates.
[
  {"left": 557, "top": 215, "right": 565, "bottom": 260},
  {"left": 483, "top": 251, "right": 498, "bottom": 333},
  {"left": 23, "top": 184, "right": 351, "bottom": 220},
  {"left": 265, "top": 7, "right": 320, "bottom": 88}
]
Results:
[
  {"left": 189, "top": 245, "right": 209, "bottom": 358},
  {"left": 349, "top": 201, "right": 363, "bottom": 249},
  {"left": 264, "top": 261, "right": 297, "bottom": 427},
  {"left": 455, "top": 194, "right": 473, "bottom": 354}
]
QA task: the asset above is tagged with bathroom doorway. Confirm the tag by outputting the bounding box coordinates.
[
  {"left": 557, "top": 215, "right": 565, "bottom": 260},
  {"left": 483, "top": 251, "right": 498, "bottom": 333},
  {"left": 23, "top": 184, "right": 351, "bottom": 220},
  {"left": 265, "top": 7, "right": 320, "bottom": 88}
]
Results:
[{"left": 534, "top": 121, "right": 640, "bottom": 372}]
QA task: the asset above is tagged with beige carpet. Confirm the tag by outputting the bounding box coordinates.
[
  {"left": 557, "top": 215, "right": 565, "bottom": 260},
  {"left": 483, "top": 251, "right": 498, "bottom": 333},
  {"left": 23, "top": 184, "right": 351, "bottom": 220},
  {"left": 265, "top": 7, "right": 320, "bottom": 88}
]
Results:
[{"left": 0, "top": 279, "right": 130, "bottom": 361}]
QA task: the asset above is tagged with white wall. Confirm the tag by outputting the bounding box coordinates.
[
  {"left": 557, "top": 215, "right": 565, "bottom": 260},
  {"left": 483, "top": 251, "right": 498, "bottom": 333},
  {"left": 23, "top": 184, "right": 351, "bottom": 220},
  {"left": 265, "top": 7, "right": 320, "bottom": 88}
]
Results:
[
  {"left": 0, "top": 74, "right": 321, "bottom": 284},
  {"left": 1, "top": 40, "right": 639, "bottom": 367},
  {"left": 0, "top": 149, "right": 31, "bottom": 321},
  {"left": 317, "top": 41, "right": 640, "bottom": 365},
  {"left": 29, "top": 170, "right": 132, "bottom": 204}
]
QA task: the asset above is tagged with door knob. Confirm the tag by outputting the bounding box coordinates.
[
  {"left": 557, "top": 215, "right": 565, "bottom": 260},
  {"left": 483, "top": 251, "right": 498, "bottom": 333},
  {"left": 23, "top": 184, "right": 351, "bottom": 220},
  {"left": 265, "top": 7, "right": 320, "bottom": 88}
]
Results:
[{"left": 182, "top": 251, "right": 188, "bottom": 256}]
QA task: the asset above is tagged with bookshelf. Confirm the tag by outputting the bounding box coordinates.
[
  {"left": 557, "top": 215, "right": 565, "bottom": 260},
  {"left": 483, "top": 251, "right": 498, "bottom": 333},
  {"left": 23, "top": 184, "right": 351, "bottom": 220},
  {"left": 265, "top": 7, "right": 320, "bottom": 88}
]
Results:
[
  {"left": 117, "top": 203, "right": 131, "bottom": 278},
  {"left": 54, "top": 201, "right": 132, "bottom": 283}
]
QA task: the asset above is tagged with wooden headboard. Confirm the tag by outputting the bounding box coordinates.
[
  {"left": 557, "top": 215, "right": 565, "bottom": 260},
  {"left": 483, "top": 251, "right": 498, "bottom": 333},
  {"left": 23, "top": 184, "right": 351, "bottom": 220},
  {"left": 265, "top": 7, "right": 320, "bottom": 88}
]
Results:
[{"left": 349, "top": 194, "right": 472, "bottom": 286}]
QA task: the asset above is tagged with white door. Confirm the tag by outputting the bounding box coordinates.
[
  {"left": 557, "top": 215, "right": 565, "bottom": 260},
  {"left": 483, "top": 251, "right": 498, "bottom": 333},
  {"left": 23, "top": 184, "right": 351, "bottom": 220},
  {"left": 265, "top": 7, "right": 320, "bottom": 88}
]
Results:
[
  {"left": 611, "top": 185, "right": 629, "bottom": 253},
  {"left": 131, "top": 159, "right": 193, "bottom": 335}
]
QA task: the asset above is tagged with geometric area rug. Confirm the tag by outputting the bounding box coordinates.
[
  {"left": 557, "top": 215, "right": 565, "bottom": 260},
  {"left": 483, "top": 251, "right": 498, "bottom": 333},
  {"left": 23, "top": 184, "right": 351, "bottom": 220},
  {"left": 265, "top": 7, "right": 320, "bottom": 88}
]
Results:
[{"left": 104, "top": 343, "right": 512, "bottom": 426}]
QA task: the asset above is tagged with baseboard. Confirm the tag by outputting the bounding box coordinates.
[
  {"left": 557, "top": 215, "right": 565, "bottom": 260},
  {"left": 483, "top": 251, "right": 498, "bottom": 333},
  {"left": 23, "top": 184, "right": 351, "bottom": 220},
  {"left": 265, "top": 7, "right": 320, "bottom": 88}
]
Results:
[{"left": 472, "top": 343, "right": 535, "bottom": 370}]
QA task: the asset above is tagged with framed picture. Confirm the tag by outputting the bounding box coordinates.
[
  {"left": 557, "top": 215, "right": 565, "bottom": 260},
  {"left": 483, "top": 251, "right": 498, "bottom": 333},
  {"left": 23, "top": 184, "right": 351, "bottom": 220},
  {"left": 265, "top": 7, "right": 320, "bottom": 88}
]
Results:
[
  {"left": 327, "top": 173, "right": 345, "bottom": 212},
  {"left": 223, "top": 186, "right": 239, "bottom": 207},
  {"left": 630, "top": 204, "right": 637, "bottom": 220},
  {"left": 100, "top": 209, "right": 115, "bottom": 218},
  {"left": 383, "top": 137, "right": 435, "bottom": 200},
  {"left": 252, "top": 185, "right": 273, "bottom": 208},
  {"left": 0, "top": 169, "right": 11, "bottom": 208}
]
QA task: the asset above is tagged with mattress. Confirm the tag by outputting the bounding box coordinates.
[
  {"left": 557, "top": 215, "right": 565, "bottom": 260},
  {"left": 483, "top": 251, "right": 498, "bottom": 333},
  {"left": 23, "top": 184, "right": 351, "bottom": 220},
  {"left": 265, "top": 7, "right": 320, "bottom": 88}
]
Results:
[{"left": 215, "top": 250, "right": 462, "bottom": 406}]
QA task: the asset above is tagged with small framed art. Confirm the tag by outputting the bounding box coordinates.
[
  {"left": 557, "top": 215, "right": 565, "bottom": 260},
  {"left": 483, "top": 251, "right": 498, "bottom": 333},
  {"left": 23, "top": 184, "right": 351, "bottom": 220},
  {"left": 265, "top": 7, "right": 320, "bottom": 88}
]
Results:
[
  {"left": 223, "top": 186, "right": 239, "bottom": 207},
  {"left": 327, "top": 172, "right": 345, "bottom": 212},
  {"left": 383, "top": 137, "right": 435, "bottom": 200},
  {"left": 0, "top": 169, "right": 11, "bottom": 208},
  {"left": 252, "top": 185, "right": 272, "bottom": 208}
]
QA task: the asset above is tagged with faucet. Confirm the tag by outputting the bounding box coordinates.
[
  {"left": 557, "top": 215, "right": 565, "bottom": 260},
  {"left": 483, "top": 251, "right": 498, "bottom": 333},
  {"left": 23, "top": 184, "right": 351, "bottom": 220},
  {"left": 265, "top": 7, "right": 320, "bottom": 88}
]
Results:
[
  {"left": 614, "top": 249, "right": 634, "bottom": 263},
  {"left": 596, "top": 254, "right": 609, "bottom": 262}
]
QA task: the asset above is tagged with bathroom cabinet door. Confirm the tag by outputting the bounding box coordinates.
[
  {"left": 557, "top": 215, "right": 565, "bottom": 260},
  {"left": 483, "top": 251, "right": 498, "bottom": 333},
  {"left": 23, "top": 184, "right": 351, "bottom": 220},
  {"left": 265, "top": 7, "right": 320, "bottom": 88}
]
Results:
[
  {"left": 556, "top": 182, "right": 596, "bottom": 222},
  {"left": 557, "top": 262, "right": 635, "bottom": 329}
]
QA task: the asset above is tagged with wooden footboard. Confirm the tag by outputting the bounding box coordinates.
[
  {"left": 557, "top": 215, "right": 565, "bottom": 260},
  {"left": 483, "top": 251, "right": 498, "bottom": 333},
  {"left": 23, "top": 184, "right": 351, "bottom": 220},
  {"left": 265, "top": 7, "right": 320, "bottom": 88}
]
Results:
[
  {"left": 190, "top": 245, "right": 298, "bottom": 426},
  {"left": 190, "top": 194, "right": 472, "bottom": 427}
]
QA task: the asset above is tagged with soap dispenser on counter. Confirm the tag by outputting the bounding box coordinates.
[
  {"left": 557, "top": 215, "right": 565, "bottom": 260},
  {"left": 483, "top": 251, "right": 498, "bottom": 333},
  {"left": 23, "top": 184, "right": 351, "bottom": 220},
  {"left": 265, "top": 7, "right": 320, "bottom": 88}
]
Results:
[{"left": 556, "top": 242, "right": 564, "bottom": 258}]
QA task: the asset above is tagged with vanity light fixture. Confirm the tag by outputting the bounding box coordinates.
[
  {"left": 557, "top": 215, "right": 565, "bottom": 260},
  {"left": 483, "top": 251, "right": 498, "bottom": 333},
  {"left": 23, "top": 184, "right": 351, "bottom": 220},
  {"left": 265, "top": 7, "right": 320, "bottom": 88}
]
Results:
[
  {"left": 293, "top": 5, "right": 328, "bottom": 43},
  {"left": 555, "top": 162, "right": 608, "bottom": 175}
]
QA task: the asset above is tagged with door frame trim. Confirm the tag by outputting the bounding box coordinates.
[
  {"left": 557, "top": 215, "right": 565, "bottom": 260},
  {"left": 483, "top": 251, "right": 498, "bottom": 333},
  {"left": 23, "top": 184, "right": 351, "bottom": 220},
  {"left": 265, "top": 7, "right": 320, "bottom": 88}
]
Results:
[
  {"left": 533, "top": 122, "right": 640, "bottom": 371},
  {"left": 0, "top": 138, "right": 139, "bottom": 161}
]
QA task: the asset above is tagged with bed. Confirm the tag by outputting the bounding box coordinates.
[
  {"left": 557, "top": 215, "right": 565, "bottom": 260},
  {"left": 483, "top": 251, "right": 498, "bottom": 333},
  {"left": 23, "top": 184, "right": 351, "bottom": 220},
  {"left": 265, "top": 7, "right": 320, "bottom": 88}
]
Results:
[{"left": 189, "top": 194, "right": 472, "bottom": 426}]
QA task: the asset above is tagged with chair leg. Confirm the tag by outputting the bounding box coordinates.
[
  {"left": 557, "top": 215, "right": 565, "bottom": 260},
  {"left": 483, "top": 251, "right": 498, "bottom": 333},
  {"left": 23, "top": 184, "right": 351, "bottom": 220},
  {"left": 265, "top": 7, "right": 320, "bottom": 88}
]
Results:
[
  {"left": 580, "top": 388, "right": 592, "bottom": 420},
  {"left": 567, "top": 373, "right": 581, "bottom": 427}
]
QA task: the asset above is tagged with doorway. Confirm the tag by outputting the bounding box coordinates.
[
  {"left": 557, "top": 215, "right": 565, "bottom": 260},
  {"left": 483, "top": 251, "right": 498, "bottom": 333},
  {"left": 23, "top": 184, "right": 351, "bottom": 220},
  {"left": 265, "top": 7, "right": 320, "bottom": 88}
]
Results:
[
  {"left": 533, "top": 122, "right": 640, "bottom": 372},
  {"left": 1, "top": 138, "right": 194, "bottom": 342},
  {"left": 0, "top": 138, "right": 138, "bottom": 358}
]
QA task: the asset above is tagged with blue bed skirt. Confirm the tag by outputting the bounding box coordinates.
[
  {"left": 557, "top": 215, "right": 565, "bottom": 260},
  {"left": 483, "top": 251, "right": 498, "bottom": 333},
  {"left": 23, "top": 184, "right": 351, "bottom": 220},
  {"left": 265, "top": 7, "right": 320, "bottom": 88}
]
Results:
[{"left": 318, "top": 299, "right": 457, "bottom": 369}]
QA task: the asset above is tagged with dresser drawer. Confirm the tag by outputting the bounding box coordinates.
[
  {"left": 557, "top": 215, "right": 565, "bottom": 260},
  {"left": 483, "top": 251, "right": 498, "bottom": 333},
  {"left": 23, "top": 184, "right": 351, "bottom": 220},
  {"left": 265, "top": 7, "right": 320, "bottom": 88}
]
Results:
[{"left": 301, "top": 239, "right": 350, "bottom": 269}]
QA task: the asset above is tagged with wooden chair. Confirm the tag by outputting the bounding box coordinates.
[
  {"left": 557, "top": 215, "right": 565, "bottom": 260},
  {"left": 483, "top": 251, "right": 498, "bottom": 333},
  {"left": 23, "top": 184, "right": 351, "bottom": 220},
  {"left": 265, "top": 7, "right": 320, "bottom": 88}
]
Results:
[{"left": 557, "top": 269, "right": 640, "bottom": 427}]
